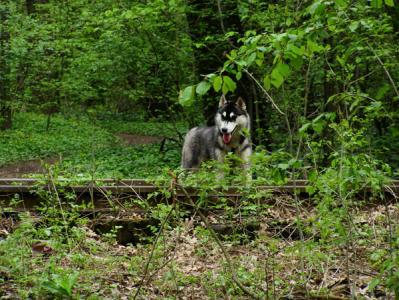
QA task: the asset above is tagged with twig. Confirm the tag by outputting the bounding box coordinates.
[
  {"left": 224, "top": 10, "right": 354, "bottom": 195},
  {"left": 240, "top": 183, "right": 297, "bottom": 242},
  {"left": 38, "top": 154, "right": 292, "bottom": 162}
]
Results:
[
  {"left": 366, "top": 41, "right": 399, "bottom": 98},
  {"left": 308, "top": 294, "right": 349, "bottom": 300},
  {"left": 145, "top": 223, "right": 184, "bottom": 285},
  {"left": 216, "top": 0, "right": 226, "bottom": 34},
  {"left": 215, "top": 0, "right": 236, "bottom": 49},
  {"left": 47, "top": 170, "right": 72, "bottom": 250},
  {"left": 159, "top": 136, "right": 181, "bottom": 153},
  {"left": 133, "top": 191, "right": 176, "bottom": 299},
  {"left": 296, "top": 57, "right": 313, "bottom": 159},
  {"left": 347, "top": 70, "right": 376, "bottom": 87},
  {"left": 243, "top": 69, "right": 285, "bottom": 115},
  {"left": 133, "top": 173, "right": 180, "bottom": 298}
]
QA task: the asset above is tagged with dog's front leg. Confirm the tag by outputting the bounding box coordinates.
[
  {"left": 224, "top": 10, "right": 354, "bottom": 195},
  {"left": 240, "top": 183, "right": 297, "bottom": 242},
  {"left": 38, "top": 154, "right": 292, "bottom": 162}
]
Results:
[
  {"left": 240, "top": 146, "right": 252, "bottom": 181},
  {"left": 215, "top": 148, "right": 226, "bottom": 180}
]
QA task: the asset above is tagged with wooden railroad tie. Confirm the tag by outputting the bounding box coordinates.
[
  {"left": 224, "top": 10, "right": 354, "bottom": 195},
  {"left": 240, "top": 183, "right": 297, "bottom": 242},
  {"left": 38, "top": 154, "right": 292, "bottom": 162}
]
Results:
[{"left": 0, "top": 178, "right": 398, "bottom": 212}]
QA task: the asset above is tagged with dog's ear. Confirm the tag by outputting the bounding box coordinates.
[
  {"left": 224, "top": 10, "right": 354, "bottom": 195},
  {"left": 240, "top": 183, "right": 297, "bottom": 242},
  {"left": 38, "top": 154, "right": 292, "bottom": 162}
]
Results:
[
  {"left": 236, "top": 97, "right": 246, "bottom": 110},
  {"left": 219, "top": 94, "right": 227, "bottom": 107}
]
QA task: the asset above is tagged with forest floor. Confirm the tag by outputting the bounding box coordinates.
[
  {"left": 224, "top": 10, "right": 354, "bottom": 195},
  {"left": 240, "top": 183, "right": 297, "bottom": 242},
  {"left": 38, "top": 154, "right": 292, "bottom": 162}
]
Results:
[{"left": 0, "top": 195, "right": 396, "bottom": 299}]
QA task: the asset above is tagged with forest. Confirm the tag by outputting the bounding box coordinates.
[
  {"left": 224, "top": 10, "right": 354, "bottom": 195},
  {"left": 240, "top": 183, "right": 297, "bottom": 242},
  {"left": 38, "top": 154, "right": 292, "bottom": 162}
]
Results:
[{"left": 0, "top": 0, "right": 399, "bottom": 299}]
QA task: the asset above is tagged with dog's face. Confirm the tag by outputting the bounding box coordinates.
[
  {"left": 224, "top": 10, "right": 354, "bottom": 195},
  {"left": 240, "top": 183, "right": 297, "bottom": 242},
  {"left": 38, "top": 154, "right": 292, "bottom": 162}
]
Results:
[{"left": 215, "top": 95, "right": 249, "bottom": 145}]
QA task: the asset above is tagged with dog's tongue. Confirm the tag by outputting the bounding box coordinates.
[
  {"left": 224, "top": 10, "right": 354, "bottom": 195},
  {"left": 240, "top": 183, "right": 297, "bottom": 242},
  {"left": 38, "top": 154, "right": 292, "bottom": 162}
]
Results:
[{"left": 223, "top": 133, "right": 232, "bottom": 144}]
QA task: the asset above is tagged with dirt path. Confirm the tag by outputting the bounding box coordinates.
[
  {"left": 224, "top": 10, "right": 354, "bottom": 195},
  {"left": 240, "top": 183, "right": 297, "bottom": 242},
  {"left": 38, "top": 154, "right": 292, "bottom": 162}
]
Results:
[
  {"left": 115, "top": 133, "right": 162, "bottom": 145},
  {"left": 0, "top": 157, "right": 59, "bottom": 178}
]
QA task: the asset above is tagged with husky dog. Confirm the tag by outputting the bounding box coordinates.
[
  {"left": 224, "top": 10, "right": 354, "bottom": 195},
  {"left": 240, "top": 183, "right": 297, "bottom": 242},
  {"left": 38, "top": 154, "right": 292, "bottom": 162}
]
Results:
[{"left": 181, "top": 95, "right": 252, "bottom": 170}]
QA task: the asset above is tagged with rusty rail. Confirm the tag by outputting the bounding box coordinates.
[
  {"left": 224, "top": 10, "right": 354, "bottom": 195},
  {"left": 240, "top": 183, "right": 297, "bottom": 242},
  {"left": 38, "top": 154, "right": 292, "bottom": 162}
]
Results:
[
  {"left": 1, "top": 178, "right": 398, "bottom": 244},
  {"left": 0, "top": 178, "right": 398, "bottom": 194},
  {"left": 0, "top": 178, "right": 398, "bottom": 212}
]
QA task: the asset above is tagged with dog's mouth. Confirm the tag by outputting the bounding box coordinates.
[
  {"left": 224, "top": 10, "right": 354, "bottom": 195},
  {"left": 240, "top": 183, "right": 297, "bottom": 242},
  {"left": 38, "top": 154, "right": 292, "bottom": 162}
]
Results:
[
  {"left": 221, "top": 126, "right": 237, "bottom": 144},
  {"left": 222, "top": 133, "right": 232, "bottom": 144}
]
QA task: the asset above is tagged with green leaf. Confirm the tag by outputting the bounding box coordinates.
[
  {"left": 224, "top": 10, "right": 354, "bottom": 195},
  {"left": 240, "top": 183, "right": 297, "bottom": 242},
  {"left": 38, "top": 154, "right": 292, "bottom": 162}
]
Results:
[
  {"left": 196, "top": 81, "right": 211, "bottom": 96},
  {"left": 245, "top": 52, "right": 257, "bottom": 66},
  {"left": 213, "top": 76, "right": 222, "bottom": 92},
  {"left": 384, "top": 0, "right": 394, "bottom": 6},
  {"left": 375, "top": 84, "right": 390, "bottom": 100},
  {"left": 271, "top": 68, "right": 284, "bottom": 89},
  {"left": 298, "top": 122, "right": 311, "bottom": 134},
  {"left": 349, "top": 21, "right": 359, "bottom": 32},
  {"left": 236, "top": 72, "right": 242, "bottom": 81},
  {"left": 263, "top": 75, "right": 271, "bottom": 90},
  {"left": 312, "top": 120, "right": 325, "bottom": 134},
  {"left": 206, "top": 73, "right": 217, "bottom": 80},
  {"left": 223, "top": 76, "right": 237, "bottom": 92},
  {"left": 194, "top": 42, "right": 204, "bottom": 48},
  {"left": 335, "top": 0, "right": 348, "bottom": 8},
  {"left": 306, "top": 186, "right": 316, "bottom": 195},
  {"left": 288, "top": 158, "right": 302, "bottom": 168},
  {"left": 371, "top": 0, "right": 383, "bottom": 8},
  {"left": 287, "top": 44, "right": 305, "bottom": 57},
  {"left": 275, "top": 63, "right": 290, "bottom": 78},
  {"left": 278, "top": 163, "right": 289, "bottom": 170},
  {"left": 123, "top": 10, "right": 134, "bottom": 19},
  {"left": 307, "top": 40, "right": 323, "bottom": 53},
  {"left": 327, "top": 17, "right": 337, "bottom": 31},
  {"left": 270, "top": 63, "right": 290, "bottom": 89},
  {"left": 222, "top": 82, "right": 229, "bottom": 95},
  {"left": 307, "top": 1, "right": 325, "bottom": 15},
  {"left": 368, "top": 278, "right": 380, "bottom": 291},
  {"left": 290, "top": 57, "right": 304, "bottom": 70},
  {"left": 336, "top": 56, "right": 346, "bottom": 67},
  {"left": 179, "top": 86, "right": 195, "bottom": 107}
]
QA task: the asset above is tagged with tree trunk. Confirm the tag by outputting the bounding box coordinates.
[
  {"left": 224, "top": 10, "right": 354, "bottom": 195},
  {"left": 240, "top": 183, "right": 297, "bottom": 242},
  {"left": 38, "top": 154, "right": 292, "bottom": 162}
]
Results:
[
  {"left": 0, "top": 2, "right": 12, "bottom": 130},
  {"left": 26, "top": 0, "right": 48, "bottom": 14},
  {"left": 186, "top": 0, "right": 250, "bottom": 123}
]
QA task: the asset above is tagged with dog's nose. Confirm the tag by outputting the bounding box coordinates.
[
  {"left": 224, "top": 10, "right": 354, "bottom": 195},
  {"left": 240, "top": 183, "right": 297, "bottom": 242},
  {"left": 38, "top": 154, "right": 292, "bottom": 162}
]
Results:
[{"left": 221, "top": 128, "right": 228, "bottom": 133}]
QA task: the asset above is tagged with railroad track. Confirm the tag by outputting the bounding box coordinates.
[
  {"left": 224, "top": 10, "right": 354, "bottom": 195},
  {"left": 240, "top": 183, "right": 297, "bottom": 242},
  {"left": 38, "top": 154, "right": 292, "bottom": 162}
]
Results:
[
  {"left": 1, "top": 178, "right": 398, "bottom": 244},
  {"left": 0, "top": 178, "right": 398, "bottom": 211},
  {"left": 1, "top": 178, "right": 398, "bottom": 192},
  {"left": 0, "top": 178, "right": 309, "bottom": 193}
]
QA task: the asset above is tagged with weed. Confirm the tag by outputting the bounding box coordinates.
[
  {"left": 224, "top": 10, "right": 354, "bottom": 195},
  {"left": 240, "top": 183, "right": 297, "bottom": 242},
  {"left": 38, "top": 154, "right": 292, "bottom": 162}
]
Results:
[{"left": 42, "top": 271, "right": 79, "bottom": 298}]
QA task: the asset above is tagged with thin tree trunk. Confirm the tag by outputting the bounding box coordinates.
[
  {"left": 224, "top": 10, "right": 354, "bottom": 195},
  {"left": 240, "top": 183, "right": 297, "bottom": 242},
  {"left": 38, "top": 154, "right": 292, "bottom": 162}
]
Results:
[
  {"left": 186, "top": 0, "right": 245, "bottom": 122},
  {"left": 0, "top": 2, "right": 12, "bottom": 130}
]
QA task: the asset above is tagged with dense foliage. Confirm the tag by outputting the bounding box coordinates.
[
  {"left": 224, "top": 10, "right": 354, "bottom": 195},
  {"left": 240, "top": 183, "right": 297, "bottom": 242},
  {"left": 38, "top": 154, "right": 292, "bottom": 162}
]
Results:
[{"left": 0, "top": 0, "right": 193, "bottom": 122}]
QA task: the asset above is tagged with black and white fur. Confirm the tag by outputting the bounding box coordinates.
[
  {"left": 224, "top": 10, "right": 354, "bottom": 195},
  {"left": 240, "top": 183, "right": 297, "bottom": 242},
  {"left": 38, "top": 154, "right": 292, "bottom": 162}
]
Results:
[{"left": 181, "top": 95, "right": 252, "bottom": 170}]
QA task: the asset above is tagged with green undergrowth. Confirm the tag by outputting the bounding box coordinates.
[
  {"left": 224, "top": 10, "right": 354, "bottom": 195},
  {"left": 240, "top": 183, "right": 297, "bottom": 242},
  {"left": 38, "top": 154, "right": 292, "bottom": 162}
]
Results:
[
  {"left": 60, "top": 144, "right": 180, "bottom": 179},
  {"left": 94, "top": 112, "right": 186, "bottom": 136},
  {"left": 0, "top": 173, "right": 397, "bottom": 299},
  {"left": 0, "top": 112, "right": 181, "bottom": 178},
  {"left": 0, "top": 212, "right": 145, "bottom": 299},
  {"left": 0, "top": 113, "right": 112, "bottom": 166}
]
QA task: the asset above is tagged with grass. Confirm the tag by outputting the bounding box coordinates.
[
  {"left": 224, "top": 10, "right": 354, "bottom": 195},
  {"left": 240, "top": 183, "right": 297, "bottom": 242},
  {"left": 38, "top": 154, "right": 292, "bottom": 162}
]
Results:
[
  {"left": 0, "top": 112, "right": 182, "bottom": 178},
  {"left": 95, "top": 112, "right": 186, "bottom": 136}
]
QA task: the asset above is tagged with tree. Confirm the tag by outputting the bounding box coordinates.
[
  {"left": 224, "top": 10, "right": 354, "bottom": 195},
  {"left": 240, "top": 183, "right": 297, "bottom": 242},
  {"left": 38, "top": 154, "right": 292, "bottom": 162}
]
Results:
[{"left": 0, "top": 2, "right": 12, "bottom": 130}]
